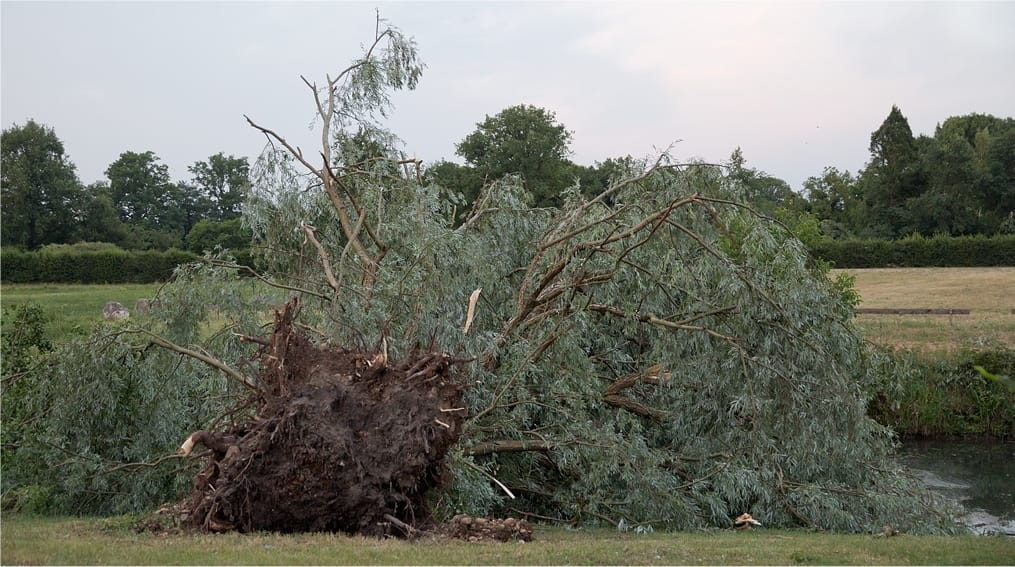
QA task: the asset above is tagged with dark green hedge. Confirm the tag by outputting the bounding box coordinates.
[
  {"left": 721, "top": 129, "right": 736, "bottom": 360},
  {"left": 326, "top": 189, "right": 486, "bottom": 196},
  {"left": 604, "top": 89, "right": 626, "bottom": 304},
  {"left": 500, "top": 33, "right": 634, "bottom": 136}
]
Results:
[
  {"left": 810, "top": 234, "right": 1015, "bottom": 268},
  {"left": 1, "top": 248, "right": 198, "bottom": 284}
]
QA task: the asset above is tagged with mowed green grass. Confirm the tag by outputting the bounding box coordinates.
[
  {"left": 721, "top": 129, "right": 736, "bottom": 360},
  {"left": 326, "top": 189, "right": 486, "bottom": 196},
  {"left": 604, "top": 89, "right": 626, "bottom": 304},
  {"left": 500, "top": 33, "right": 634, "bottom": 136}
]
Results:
[
  {"left": 2, "top": 516, "right": 1013, "bottom": 566},
  {"left": 831, "top": 267, "right": 1015, "bottom": 351},
  {"left": 0, "top": 282, "right": 162, "bottom": 340}
]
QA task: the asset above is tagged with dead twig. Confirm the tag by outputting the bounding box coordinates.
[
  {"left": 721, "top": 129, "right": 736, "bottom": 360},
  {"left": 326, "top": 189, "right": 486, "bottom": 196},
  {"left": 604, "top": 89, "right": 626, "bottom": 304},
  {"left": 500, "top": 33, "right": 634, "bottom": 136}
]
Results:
[{"left": 383, "top": 513, "right": 420, "bottom": 537}]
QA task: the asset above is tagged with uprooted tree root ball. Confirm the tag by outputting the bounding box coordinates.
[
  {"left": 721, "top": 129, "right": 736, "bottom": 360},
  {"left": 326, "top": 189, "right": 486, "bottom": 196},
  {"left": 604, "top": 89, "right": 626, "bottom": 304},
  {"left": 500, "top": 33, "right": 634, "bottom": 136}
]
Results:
[{"left": 178, "top": 299, "right": 469, "bottom": 536}]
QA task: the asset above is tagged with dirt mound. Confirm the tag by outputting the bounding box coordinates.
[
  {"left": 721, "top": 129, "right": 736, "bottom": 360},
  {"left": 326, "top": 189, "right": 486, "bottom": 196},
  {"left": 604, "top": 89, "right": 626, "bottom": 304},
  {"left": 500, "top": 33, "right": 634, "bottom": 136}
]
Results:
[
  {"left": 180, "top": 299, "right": 467, "bottom": 536},
  {"left": 444, "top": 515, "right": 534, "bottom": 542}
]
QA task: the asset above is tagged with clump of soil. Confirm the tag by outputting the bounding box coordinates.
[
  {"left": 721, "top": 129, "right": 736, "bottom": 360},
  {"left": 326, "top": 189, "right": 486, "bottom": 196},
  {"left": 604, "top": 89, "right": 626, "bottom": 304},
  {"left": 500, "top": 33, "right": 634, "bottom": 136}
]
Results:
[
  {"left": 443, "top": 515, "right": 534, "bottom": 542},
  {"left": 180, "top": 298, "right": 468, "bottom": 536},
  {"left": 134, "top": 502, "right": 186, "bottom": 535}
]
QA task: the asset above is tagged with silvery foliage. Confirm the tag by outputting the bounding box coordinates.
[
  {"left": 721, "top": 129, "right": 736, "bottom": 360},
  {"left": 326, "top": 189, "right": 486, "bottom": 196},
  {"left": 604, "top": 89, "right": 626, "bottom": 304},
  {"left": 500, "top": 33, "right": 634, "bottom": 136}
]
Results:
[
  {"left": 247, "top": 155, "right": 958, "bottom": 532},
  {"left": 2, "top": 259, "right": 269, "bottom": 515},
  {"left": 235, "top": 18, "right": 959, "bottom": 534}
]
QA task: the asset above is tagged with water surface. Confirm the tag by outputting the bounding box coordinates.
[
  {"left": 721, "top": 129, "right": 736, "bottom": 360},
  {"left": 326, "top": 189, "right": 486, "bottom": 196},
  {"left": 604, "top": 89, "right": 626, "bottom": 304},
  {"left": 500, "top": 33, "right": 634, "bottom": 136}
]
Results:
[{"left": 897, "top": 439, "right": 1014, "bottom": 535}]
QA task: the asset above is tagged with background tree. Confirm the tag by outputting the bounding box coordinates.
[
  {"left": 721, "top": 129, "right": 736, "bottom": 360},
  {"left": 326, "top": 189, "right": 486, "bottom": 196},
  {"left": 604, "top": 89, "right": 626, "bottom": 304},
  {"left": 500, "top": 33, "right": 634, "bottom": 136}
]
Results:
[
  {"left": 935, "top": 114, "right": 1015, "bottom": 234},
  {"left": 858, "top": 105, "right": 925, "bottom": 237},
  {"left": 106, "top": 151, "right": 191, "bottom": 249},
  {"left": 803, "top": 110, "right": 1013, "bottom": 239},
  {"left": 185, "top": 218, "right": 251, "bottom": 254},
  {"left": 1, "top": 120, "right": 83, "bottom": 249},
  {"left": 912, "top": 130, "right": 980, "bottom": 235},
  {"left": 106, "top": 151, "right": 172, "bottom": 227},
  {"left": 73, "top": 182, "right": 133, "bottom": 247},
  {"left": 188, "top": 153, "right": 250, "bottom": 221},
  {"left": 802, "top": 167, "right": 863, "bottom": 239},
  {"left": 425, "top": 159, "right": 486, "bottom": 218},
  {"left": 727, "top": 147, "right": 802, "bottom": 215},
  {"left": 577, "top": 155, "right": 644, "bottom": 194},
  {"left": 456, "top": 104, "right": 575, "bottom": 207},
  {"left": 986, "top": 127, "right": 1015, "bottom": 233}
]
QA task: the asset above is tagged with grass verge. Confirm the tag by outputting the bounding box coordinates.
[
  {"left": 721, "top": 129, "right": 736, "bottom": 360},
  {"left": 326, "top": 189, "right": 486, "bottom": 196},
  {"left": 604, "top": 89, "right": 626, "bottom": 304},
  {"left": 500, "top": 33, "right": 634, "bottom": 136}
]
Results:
[{"left": 1, "top": 516, "right": 1013, "bottom": 566}]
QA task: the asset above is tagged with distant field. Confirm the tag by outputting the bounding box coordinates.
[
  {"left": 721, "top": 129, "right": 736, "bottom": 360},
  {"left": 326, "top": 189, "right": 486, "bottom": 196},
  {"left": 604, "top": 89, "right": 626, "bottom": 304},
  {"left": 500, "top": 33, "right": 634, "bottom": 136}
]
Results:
[
  {"left": 0, "top": 283, "right": 162, "bottom": 340},
  {"left": 832, "top": 267, "right": 1015, "bottom": 351}
]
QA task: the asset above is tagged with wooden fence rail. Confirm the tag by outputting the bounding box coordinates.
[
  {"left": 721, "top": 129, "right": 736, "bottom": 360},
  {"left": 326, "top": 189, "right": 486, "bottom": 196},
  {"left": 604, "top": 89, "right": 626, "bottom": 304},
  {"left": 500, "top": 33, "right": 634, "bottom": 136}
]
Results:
[{"left": 854, "top": 308, "right": 971, "bottom": 315}]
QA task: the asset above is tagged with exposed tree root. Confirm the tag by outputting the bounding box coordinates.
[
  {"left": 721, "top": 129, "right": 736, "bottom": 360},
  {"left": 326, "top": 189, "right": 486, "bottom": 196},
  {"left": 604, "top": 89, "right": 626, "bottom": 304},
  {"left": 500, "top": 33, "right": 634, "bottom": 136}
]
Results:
[{"left": 179, "top": 298, "right": 467, "bottom": 536}]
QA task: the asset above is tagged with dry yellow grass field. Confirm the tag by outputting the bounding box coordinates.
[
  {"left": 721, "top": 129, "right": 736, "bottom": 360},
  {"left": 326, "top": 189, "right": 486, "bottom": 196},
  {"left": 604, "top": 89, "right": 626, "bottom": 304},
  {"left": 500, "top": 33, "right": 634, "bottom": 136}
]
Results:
[{"left": 832, "top": 267, "right": 1015, "bottom": 351}]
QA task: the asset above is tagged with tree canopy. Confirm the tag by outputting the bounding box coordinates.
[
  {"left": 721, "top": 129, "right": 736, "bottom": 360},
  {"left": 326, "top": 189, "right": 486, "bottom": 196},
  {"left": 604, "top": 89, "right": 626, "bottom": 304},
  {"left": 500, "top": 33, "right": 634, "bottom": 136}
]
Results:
[
  {"left": 455, "top": 104, "right": 576, "bottom": 207},
  {"left": 5, "top": 104, "right": 1011, "bottom": 254},
  {"left": 188, "top": 153, "right": 250, "bottom": 222},
  {"left": 0, "top": 123, "right": 255, "bottom": 253},
  {"left": 785, "top": 106, "right": 1015, "bottom": 240},
  {"left": 106, "top": 150, "right": 176, "bottom": 228},
  {"left": 1, "top": 120, "right": 83, "bottom": 249}
]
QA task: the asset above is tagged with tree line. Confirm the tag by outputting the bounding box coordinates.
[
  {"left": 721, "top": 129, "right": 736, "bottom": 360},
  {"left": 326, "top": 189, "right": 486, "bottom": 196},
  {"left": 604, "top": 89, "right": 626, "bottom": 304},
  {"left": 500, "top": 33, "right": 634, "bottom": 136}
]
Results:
[
  {"left": 3, "top": 105, "right": 1012, "bottom": 257},
  {"left": 426, "top": 104, "right": 1014, "bottom": 241},
  {"left": 800, "top": 107, "right": 1015, "bottom": 240},
  {"left": 1, "top": 121, "right": 250, "bottom": 253}
]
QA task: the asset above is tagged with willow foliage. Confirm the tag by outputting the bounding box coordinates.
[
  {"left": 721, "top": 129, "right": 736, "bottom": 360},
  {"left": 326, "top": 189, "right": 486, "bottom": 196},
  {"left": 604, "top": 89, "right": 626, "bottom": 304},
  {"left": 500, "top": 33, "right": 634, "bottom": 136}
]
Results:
[
  {"left": 246, "top": 149, "right": 956, "bottom": 531},
  {"left": 236, "top": 19, "right": 957, "bottom": 534},
  {"left": 2, "top": 16, "right": 958, "bottom": 532},
  {"left": 1, "top": 260, "right": 273, "bottom": 515}
]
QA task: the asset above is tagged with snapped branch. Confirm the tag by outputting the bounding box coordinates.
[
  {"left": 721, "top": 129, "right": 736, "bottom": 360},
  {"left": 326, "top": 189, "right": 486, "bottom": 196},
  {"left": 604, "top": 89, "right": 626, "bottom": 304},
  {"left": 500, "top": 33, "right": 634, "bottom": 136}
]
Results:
[
  {"left": 464, "top": 439, "right": 552, "bottom": 457},
  {"left": 123, "top": 329, "right": 257, "bottom": 391},
  {"left": 587, "top": 303, "right": 739, "bottom": 343},
  {"left": 300, "top": 223, "right": 340, "bottom": 295}
]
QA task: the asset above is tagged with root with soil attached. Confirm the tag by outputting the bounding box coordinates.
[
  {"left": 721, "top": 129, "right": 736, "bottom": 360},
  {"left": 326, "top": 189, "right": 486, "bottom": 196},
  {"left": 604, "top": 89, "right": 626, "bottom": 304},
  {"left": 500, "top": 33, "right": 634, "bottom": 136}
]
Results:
[{"left": 178, "top": 298, "right": 468, "bottom": 536}]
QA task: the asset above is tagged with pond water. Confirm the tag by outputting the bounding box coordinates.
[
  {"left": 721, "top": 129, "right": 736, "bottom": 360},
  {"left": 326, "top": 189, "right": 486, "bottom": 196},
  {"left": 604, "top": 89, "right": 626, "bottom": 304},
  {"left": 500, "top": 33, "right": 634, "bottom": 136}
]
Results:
[{"left": 897, "top": 439, "right": 1015, "bottom": 535}]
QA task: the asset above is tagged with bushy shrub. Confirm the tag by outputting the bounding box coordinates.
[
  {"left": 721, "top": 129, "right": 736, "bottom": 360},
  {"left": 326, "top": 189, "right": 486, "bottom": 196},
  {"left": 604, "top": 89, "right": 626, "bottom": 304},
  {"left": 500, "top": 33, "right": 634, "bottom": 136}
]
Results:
[
  {"left": 186, "top": 219, "right": 251, "bottom": 253},
  {"left": 38, "top": 241, "right": 124, "bottom": 254},
  {"left": 869, "top": 348, "right": 1015, "bottom": 438},
  {"left": 1, "top": 302, "right": 55, "bottom": 476},
  {"left": 1, "top": 302, "right": 52, "bottom": 375}
]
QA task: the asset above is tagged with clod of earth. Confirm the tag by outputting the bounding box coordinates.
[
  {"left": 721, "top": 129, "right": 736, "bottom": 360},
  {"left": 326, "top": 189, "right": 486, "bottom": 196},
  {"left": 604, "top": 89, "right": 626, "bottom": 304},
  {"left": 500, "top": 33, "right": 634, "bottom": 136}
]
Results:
[
  {"left": 179, "top": 298, "right": 468, "bottom": 536},
  {"left": 444, "top": 515, "right": 534, "bottom": 542}
]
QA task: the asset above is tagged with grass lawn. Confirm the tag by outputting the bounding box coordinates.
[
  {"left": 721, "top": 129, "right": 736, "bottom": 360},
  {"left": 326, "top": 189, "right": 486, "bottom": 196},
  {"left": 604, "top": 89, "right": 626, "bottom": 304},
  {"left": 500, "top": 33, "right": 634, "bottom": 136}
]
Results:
[
  {"left": 2, "top": 516, "right": 1013, "bottom": 565},
  {"left": 0, "top": 282, "right": 162, "bottom": 340},
  {"left": 832, "top": 267, "right": 1015, "bottom": 352}
]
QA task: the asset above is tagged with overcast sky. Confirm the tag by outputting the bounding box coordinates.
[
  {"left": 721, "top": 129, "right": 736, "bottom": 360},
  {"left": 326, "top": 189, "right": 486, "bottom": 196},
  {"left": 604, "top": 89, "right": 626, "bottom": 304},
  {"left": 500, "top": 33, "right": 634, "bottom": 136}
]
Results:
[{"left": 3, "top": 1, "right": 1014, "bottom": 191}]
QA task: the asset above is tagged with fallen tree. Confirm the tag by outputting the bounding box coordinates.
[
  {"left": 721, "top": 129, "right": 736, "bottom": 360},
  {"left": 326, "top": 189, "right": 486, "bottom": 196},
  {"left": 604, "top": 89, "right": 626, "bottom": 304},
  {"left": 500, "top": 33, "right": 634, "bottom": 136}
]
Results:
[
  {"left": 1, "top": 14, "right": 961, "bottom": 535},
  {"left": 224, "top": 16, "right": 957, "bottom": 533}
]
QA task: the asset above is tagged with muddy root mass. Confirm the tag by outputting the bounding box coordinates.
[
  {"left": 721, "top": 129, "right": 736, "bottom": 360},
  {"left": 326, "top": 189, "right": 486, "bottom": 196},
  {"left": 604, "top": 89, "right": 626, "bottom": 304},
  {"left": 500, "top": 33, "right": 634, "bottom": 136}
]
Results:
[
  {"left": 183, "top": 300, "right": 466, "bottom": 536},
  {"left": 444, "top": 515, "right": 534, "bottom": 542}
]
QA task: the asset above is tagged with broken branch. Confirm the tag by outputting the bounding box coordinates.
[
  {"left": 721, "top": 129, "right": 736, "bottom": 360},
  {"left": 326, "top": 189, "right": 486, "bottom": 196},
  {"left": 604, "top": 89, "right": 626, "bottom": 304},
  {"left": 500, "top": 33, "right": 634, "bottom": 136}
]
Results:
[
  {"left": 301, "top": 223, "right": 340, "bottom": 294},
  {"left": 124, "top": 329, "right": 256, "bottom": 391}
]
